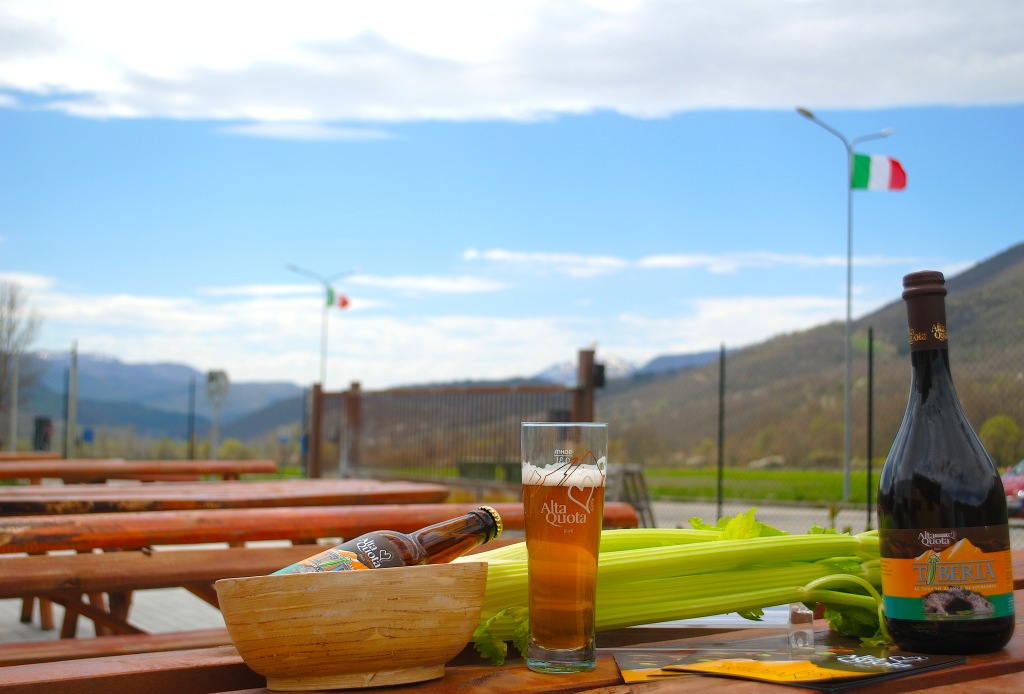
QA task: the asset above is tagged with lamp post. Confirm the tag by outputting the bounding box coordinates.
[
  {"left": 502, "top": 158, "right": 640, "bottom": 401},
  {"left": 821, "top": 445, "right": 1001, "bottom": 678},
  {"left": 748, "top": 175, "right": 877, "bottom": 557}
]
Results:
[
  {"left": 797, "top": 107, "right": 893, "bottom": 502},
  {"left": 287, "top": 264, "right": 356, "bottom": 387}
]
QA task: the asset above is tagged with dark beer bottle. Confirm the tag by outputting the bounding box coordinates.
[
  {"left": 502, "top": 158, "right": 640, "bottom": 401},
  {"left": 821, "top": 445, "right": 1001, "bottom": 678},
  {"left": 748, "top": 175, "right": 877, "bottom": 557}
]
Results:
[
  {"left": 877, "top": 271, "right": 1015, "bottom": 654},
  {"left": 272, "top": 506, "right": 502, "bottom": 574}
]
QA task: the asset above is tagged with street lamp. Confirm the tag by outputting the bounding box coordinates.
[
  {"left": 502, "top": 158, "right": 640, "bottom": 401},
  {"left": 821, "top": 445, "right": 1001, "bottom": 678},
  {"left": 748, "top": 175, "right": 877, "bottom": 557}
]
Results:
[
  {"left": 796, "top": 107, "right": 893, "bottom": 502},
  {"left": 287, "top": 264, "right": 356, "bottom": 387}
]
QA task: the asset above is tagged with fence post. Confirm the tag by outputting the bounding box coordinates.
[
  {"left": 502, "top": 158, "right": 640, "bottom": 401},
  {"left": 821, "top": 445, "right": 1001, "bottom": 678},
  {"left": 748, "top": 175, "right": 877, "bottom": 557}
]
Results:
[
  {"left": 572, "top": 348, "right": 596, "bottom": 422},
  {"left": 866, "top": 328, "right": 874, "bottom": 531},
  {"left": 717, "top": 343, "right": 726, "bottom": 521},
  {"left": 309, "top": 384, "right": 323, "bottom": 479},
  {"left": 344, "top": 382, "right": 362, "bottom": 478}
]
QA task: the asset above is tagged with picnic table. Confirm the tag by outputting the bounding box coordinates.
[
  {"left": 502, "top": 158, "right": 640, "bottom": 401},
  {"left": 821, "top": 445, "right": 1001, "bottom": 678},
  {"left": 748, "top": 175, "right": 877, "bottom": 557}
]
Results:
[
  {"left": 0, "top": 478, "right": 454, "bottom": 640},
  {"left": 0, "top": 501, "right": 640, "bottom": 664},
  {"left": 0, "top": 452, "right": 61, "bottom": 462},
  {"left": 2, "top": 573, "right": 1021, "bottom": 693},
  {"left": 0, "top": 458, "right": 278, "bottom": 484},
  {"left": 0, "top": 478, "right": 451, "bottom": 515}
]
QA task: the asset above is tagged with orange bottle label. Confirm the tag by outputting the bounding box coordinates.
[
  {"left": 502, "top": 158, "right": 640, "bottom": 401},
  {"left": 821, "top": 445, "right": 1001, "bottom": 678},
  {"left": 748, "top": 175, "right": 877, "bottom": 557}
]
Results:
[{"left": 880, "top": 526, "right": 1015, "bottom": 620}]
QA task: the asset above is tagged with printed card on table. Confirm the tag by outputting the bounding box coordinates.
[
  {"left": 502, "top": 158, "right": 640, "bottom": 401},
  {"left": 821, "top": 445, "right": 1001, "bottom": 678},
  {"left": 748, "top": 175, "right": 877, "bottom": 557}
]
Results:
[{"left": 613, "top": 646, "right": 966, "bottom": 692}]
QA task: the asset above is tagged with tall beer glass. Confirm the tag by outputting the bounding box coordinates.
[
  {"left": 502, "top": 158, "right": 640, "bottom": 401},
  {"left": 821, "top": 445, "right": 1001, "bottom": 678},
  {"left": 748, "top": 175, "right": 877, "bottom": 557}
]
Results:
[{"left": 521, "top": 422, "right": 607, "bottom": 674}]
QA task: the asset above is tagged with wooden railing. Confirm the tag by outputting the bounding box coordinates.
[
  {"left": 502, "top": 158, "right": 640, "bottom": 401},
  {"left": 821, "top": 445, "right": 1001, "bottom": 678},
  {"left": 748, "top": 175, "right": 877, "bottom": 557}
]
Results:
[{"left": 308, "top": 348, "right": 603, "bottom": 479}]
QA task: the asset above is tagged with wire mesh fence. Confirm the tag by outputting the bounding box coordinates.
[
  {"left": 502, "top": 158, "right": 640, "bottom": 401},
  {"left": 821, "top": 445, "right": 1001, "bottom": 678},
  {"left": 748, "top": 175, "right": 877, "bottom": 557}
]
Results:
[
  {"left": 597, "top": 306, "right": 1024, "bottom": 547},
  {"left": 319, "top": 385, "right": 574, "bottom": 484},
  {"left": 308, "top": 307, "right": 1023, "bottom": 546}
]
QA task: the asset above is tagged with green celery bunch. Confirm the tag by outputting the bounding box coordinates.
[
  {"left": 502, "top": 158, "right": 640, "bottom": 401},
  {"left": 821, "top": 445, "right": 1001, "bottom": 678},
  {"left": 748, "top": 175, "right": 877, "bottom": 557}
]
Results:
[{"left": 457, "top": 510, "right": 885, "bottom": 665}]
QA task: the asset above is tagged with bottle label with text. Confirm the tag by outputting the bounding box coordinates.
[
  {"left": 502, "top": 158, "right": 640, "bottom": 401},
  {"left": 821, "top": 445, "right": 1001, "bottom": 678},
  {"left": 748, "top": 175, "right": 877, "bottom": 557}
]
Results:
[
  {"left": 275, "top": 533, "right": 406, "bottom": 573},
  {"left": 880, "top": 525, "right": 1015, "bottom": 621}
]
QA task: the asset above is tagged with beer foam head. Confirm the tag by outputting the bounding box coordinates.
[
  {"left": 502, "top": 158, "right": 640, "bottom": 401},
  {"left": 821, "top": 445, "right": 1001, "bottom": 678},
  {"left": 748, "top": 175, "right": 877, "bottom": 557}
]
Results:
[{"left": 523, "top": 459, "right": 606, "bottom": 487}]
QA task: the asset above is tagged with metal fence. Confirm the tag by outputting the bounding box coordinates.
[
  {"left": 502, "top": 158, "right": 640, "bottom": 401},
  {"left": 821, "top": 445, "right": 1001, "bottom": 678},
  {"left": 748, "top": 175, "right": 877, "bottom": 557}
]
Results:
[
  {"left": 306, "top": 311, "right": 1023, "bottom": 547},
  {"left": 309, "top": 350, "right": 600, "bottom": 488},
  {"left": 598, "top": 308, "right": 1024, "bottom": 547}
]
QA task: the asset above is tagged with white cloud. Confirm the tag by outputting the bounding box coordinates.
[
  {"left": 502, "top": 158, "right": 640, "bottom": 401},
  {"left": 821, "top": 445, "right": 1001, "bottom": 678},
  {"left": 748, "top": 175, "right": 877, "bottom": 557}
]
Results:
[
  {"left": 462, "top": 248, "right": 629, "bottom": 278},
  {"left": 612, "top": 294, "right": 844, "bottom": 356},
  {"left": 0, "top": 272, "right": 56, "bottom": 291},
  {"left": 1, "top": 1, "right": 1021, "bottom": 135},
  {"left": 221, "top": 123, "right": 394, "bottom": 141},
  {"left": 199, "top": 283, "right": 316, "bottom": 297},
  {"left": 465, "top": 248, "right": 920, "bottom": 276},
  {"left": 349, "top": 274, "right": 507, "bottom": 293},
  {"left": 28, "top": 272, "right": 852, "bottom": 387},
  {"left": 638, "top": 252, "right": 918, "bottom": 273},
  {"left": 199, "top": 275, "right": 506, "bottom": 299}
]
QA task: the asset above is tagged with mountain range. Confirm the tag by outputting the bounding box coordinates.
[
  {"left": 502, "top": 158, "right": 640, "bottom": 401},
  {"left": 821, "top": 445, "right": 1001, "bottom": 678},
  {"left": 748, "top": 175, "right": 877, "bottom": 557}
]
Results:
[
  {"left": 21, "top": 344, "right": 716, "bottom": 442},
  {"left": 19, "top": 240, "right": 1024, "bottom": 457}
]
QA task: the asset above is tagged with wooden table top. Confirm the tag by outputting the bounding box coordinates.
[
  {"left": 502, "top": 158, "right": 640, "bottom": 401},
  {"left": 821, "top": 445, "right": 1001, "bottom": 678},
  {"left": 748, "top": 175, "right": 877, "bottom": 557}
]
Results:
[
  {"left": 0, "top": 478, "right": 452, "bottom": 515},
  {"left": 0, "top": 458, "right": 277, "bottom": 482},
  {"left": 2, "top": 590, "right": 1021, "bottom": 693},
  {"left": 0, "top": 452, "right": 61, "bottom": 462},
  {"left": 0, "top": 502, "right": 639, "bottom": 554}
]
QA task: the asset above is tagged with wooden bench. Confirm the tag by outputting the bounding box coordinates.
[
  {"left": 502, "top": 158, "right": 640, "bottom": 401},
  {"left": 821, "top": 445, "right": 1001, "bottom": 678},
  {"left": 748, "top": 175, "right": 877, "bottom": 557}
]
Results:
[
  {"left": 0, "top": 479, "right": 453, "bottom": 634},
  {"left": 0, "top": 502, "right": 639, "bottom": 664},
  {"left": 0, "top": 458, "right": 279, "bottom": 485},
  {"left": 0, "top": 478, "right": 451, "bottom": 516},
  {"left": 0, "top": 501, "right": 639, "bottom": 554},
  {"left": 0, "top": 540, "right": 531, "bottom": 666},
  {"left": 0, "top": 452, "right": 61, "bottom": 462}
]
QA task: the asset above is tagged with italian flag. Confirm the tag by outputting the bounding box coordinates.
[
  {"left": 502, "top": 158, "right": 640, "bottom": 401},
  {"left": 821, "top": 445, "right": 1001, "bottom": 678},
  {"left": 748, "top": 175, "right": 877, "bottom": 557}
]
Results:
[
  {"left": 851, "top": 153, "right": 906, "bottom": 191},
  {"left": 326, "top": 288, "right": 350, "bottom": 309}
]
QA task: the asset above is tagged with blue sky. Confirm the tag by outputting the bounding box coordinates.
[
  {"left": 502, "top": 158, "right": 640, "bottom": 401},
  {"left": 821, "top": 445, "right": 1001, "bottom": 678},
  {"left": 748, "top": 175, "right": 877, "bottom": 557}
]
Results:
[{"left": 1, "top": 1, "right": 1023, "bottom": 388}]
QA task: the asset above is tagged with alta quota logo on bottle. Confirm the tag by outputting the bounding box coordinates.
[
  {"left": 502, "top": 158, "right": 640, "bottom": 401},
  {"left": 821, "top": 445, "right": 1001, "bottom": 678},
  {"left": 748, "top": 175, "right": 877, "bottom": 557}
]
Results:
[
  {"left": 908, "top": 327, "right": 929, "bottom": 344},
  {"left": 908, "top": 322, "right": 948, "bottom": 346},
  {"left": 919, "top": 530, "right": 957, "bottom": 548},
  {"left": 355, "top": 536, "right": 395, "bottom": 568}
]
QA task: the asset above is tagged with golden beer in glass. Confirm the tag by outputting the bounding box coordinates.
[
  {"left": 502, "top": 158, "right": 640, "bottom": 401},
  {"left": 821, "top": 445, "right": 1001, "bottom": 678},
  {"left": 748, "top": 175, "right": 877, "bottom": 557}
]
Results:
[{"left": 522, "top": 422, "right": 607, "bottom": 673}]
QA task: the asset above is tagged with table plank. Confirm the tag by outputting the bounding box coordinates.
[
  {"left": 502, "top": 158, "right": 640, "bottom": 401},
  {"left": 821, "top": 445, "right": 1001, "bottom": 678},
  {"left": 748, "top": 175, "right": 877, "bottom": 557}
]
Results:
[
  {"left": 2, "top": 591, "right": 1020, "bottom": 693},
  {"left": 0, "top": 479, "right": 451, "bottom": 515},
  {"left": 0, "top": 545, "right": 320, "bottom": 598},
  {"left": 0, "top": 459, "right": 277, "bottom": 483},
  {"left": 0, "top": 628, "right": 234, "bottom": 667},
  {"left": 0, "top": 452, "right": 61, "bottom": 462},
  {"left": 0, "top": 501, "right": 638, "bottom": 553},
  {"left": 0, "top": 645, "right": 264, "bottom": 694}
]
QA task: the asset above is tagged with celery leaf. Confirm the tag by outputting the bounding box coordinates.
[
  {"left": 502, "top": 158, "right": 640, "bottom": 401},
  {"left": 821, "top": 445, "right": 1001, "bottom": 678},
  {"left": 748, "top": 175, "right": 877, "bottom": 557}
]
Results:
[
  {"left": 822, "top": 604, "right": 880, "bottom": 640},
  {"left": 472, "top": 612, "right": 510, "bottom": 665},
  {"left": 737, "top": 608, "right": 766, "bottom": 621},
  {"left": 472, "top": 607, "right": 530, "bottom": 665},
  {"left": 692, "top": 508, "right": 789, "bottom": 539},
  {"left": 510, "top": 607, "right": 530, "bottom": 658}
]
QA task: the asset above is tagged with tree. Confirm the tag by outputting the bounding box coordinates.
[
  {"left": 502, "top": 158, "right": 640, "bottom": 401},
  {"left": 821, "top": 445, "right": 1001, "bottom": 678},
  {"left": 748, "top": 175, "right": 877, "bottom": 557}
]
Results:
[
  {"left": 0, "top": 282, "right": 42, "bottom": 448},
  {"left": 979, "top": 414, "right": 1022, "bottom": 468}
]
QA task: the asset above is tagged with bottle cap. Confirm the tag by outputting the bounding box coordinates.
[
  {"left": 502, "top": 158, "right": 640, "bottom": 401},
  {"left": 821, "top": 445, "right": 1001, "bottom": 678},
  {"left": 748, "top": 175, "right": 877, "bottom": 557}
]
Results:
[
  {"left": 478, "top": 506, "right": 503, "bottom": 540},
  {"left": 902, "top": 270, "right": 947, "bottom": 299},
  {"left": 902, "top": 270, "right": 949, "bottom": 352}
]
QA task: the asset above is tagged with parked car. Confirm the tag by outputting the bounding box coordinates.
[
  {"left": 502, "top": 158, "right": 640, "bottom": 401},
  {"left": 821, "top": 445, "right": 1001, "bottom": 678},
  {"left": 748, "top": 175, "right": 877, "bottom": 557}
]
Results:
[{"left": 1003, "top": 460, "right": 1024, "bottom": 517}]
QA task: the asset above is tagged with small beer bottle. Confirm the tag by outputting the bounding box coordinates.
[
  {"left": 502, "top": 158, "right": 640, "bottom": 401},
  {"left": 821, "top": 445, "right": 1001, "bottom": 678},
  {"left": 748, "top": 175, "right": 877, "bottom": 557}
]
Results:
[{"left": 272, "top": 506, "right": 503, "bottom": 574}]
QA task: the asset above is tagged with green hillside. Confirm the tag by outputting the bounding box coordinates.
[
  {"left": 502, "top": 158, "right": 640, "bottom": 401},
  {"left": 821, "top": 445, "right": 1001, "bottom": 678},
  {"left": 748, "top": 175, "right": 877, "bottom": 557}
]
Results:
[{"left": 596, "top": 243, "right": 1024, "bottom": 470}]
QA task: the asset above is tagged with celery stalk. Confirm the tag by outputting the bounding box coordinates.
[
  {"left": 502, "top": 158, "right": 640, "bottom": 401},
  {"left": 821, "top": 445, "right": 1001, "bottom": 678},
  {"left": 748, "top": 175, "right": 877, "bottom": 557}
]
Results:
[{"left": 465, "top": 514, "right": 886, "bottom": 664}]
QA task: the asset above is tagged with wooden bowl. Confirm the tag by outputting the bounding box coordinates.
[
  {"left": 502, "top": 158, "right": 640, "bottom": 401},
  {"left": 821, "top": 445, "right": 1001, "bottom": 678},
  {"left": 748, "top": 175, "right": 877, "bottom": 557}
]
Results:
[{"left": 215, "top": 562, "right": 487, "bottom": 691}]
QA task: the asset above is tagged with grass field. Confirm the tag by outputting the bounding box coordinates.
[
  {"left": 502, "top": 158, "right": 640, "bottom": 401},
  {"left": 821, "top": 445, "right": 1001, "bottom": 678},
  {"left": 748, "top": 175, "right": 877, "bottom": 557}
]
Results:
[
  {"left": 645, "top": 467, "right": 881, "bottom": 506},
  {"left": 355, "top": 463, "right": 883, "bottom": 507}
]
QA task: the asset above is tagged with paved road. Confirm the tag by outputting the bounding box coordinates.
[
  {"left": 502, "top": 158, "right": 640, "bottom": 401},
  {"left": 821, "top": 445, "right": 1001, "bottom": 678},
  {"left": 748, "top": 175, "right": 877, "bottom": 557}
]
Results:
[{"left": 651, "top": 500, "right": 1024, "bottom": 549}]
